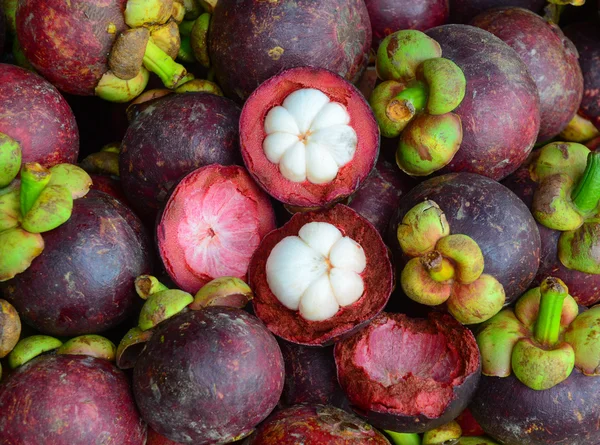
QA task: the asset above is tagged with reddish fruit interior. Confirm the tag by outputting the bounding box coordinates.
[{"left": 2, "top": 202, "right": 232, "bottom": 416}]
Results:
[{"left": 240, "top": 67, "right": 379, "bottom": 207}]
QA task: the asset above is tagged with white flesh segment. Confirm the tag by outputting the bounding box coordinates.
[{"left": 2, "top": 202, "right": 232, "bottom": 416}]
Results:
[
  {"left": 264, "top": 106, "right": 299, "bottom": 135},
  {"left": 279, "top": 141, "right": 307, "bottom": 182},
  {"left": 329, "top": 237, "right": 367, "bottom": 273},
  {"left": 310, "top": 102, "right": 351, "bottom": 131},
  {"left": 263, "top": 133, "right": 299, "bottom": 164},
  {"left": 309, "top": 125, "right": 358, "bottom": 166},
  {"left": 329, "top": 268, "right": 365, "bottom": 306},
  {"left": 266, "top": 236, "right": 328, "bottom": 311},
  {"left": 305, "top": 143, "right": 339, "bottom": 184},
  {"left": 298, "top": 273, "right": 340, "bottom": 321},
  {"left": 298, "top": 222, "right": 343, "bottom": 257},
  {"left": 282, "top": 88, "right": 331, "bottom": 133}
]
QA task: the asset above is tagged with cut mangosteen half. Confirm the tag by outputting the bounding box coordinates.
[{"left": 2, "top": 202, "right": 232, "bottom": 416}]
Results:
[
  {"left": 157, "top": 164, "right": 276, "bottom": 294},
  {"left": 240, "top": 67, "right": 380, "bottom": 209},
  {"left": 248, "top": 204, "right": 393, "bottom": 346},
  {"left": 334, "top": 311, "right": 481, "bottom": 433}
]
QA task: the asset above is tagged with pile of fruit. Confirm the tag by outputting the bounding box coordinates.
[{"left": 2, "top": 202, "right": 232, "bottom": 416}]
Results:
[{"left": 1, "top": 0, "right": 600, "bottom": 443}]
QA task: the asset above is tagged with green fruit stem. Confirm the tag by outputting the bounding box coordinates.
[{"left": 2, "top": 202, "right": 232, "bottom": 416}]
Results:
[
  {"left": 387, "top": 81, "right": 428, "bottom": 124},
  {"left": 385, "top": 431, "right": 421, "bottom": 445},
  {"left": 535, "top": 277, "right": 569, "bottom": 347},
  {"left": 571, "top": 151, "right": 600, "bottom": 214},
  {"left": 143, "top": 39, "right": 194, "bottom": 89},
  {"left": 20, "top": 163, "right": 51, "bottom": 216}
]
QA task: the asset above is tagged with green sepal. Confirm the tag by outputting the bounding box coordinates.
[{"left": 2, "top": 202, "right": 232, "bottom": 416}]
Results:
[
  {"left": 396, "top": 200, "right": 450, "bottom": 257},
  {"left": 20, "top": 163, "right": 51, "bottom": 216},
  {"left": 135, "top": 274, "right": 169, "bottom": 299},
  {"left": 369, "top": 80, "right": 413, "bottom": 138},
  {"left": 385, "top": 431, "right": 422, "bottom": 445},
  {"left": 8, "top": 335, "right": 62, "bottom": 369},
  {"left": 532, "top": 173, "right": 583, "bottom": 231},
  {"left": 116, "top": 327, "right": 153, "bottom": 369},
  {"left": 124, "top": 0, "right": 172, "bottom": 27},
  {"left": 457, "top": 438, "right": 501, "bottom": 445},
  {"left": 175, "top": 78, "right": 223, "bottom": 95},
  {"left": 190, "top": 12, "right": 211, "bottom": 67},
  {"left": 138, "top": 289, "right": 194, "bottom": 330},
  {"left": 190, "top": 276, "right": 253, "bottom": 310},
  {"left": 558, "top": 223, "right": 600, "bottom": 274},
  {"left": 0, "top": 182, "right": 21, "bottom": 232},
  {"left": 559, "top": 114, "right": 600, "bottom": 143},
  {"left": 0, "top": 298, "right": 21, "bottom": 358},
  {"left": 0, "top": 227, "right": 44, "bottom": 281},
  {"left": 564, "top": 305, "right": 600, "bottom": 375},
  {"left": 96, "top": 68, "right": 150, "bottom": 103},
  {"left": 57, "top": 335, "right": 116, "bottom": 361},
  {"left": 177, "top": 35, "right": 196, "bottom": 63},
  {"left": 0, "top": 133, "right": 21, "bottom": 188},
  {"left": 514, "top": 287, "right": 578, "bottom": 331},
  {"left": 420, "top": 57, "right": 466, "bottom": 115},
  {"left": 448, "top": 274, "right": 505, "bottom": 325},
  {"left": 21, "top": 184, "right": 73, "bottom": 234},
  {"left": 531, "top": 142, "right": 589, "bottom": 183},
  {"left": 47, "top": 164, "right": 92, "bottom": 199},
  {"left": 401, "top": 257, "right": 452, "bottom": 306},
  {"left": 422, "top": 421, "right": 461, "bottom": 445},
  {"left": 435, "top": 234, "right": 483, "bottom": 284}
]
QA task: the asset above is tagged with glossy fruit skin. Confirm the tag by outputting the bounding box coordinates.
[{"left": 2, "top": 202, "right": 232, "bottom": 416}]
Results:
[
  {"left": 365, "top": 0, "right": 449, "bottom": 49},
  {"left": 133, "top": 307, "right": 284, "bottom": 445},
  {"left": 448, "top": 0, "right": 545, "bottom": 23},
  {"left": 470, "top": 371, "right": 600, "bottom": 445},
  {"left": 0, "top": 64, "right": 79, "bottom": 167},
  {"left": 208, "top": 0, "right": 372, "bottom": 103},
  {"left": 425, "top": 24, "right": 540, "bottom": 180},
  {"left": 120, "top": 92, "right": 242, "bottom": 221},
  {"left": 472, "top": 7, "right": 583, "bottom": 143},
  {"left": 388, "top": 172, "right": 540, "bottom": 305},
  {"left": 0, "top": 354, "right": 147, "bottom": 445},
  {"left": 2, "top": 190, "right": 154, "bottom": 336},
  {"left": 16, "top": 0, "right": 127, "bottom": 95}
]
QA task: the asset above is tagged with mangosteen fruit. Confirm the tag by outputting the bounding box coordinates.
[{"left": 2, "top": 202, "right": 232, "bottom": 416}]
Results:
[
  {"left": 472, "top": 7, "right": 583, "bottom": 143},
  {"left": 157, "top": 164, "right": 276, "bottom": 294},
  {"left": 249, "top": 204, "right": 393, "bottom": 346},
  {"left": 243, "top": 404, "right": 392, "bottom": 444},
  {"left": 120, "top": 91, "right": 242, "bottom": 220},
  {"left": 240, "top": 66, "right": 379, "bottom": 210},
  {"left": 448, "top": 0, "right": 546, "bottom": 23},
  {"left": 388, "top": 173, "right": 540, "bottom": 317},
  {"left": 364, "top": 0, "right": 449, "bottom": 49},
  {"left": 0, "top": 334, "right": 146, "bottom": 444},
  {"left": 334, "top": 311, "right": 481, "bottom": 433},
  {"left": 203, "top": 0, "right": 371, "bottom": 103},
  {"left": 0, "top": 64, "right": 78, "bottom": 167},
  {"left": 16, "top": 0, "right": 194, "bottom": 101},
  {"left": 2, "top": 189, "right": 154, "bottom": 336},
  {"left": 471, "top": 277, "right": 600, "bottom": 444}
]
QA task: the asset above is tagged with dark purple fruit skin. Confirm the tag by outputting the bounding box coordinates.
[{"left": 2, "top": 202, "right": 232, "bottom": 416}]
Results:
[
  {"left": 387, "top": 173, "right": 540, "bottom": 304},
  {"left": 0, "top": 63, "right": 79, "bottom": 167},
  {"left": 365, "top": 0, "right": 449, "bottom": 49},
  {"left": 0, "top": 354, "right": 147, "bottom": 445},
  {"left": 119, "top": 92, "right": 242, "bottom": 221},
  {"left": 425, "top": 25, "right": 540, "bottom": 181},
  {"left": 472, "top": 8, "right": 583, "bottom": 143},
  {"left": 133, "top": 307, "right": 285, "bottom": 445},
  {"left": 564, "top": 23, "right": 600, "bottom": 130},
  {"left": 208, "top": 0, "right": 372, "bottom": 103},
  {"left": 2, "top": 190, "right": 154, "bottom": 336},
  {"left": 348, "top": 158, "right": 418, "bottom": 235},
  {"left": 449, "top": 0, "right": 545, "bottom": 23},
  {"left": 470, "top": 371, "right": 600, "bottom": 445}
]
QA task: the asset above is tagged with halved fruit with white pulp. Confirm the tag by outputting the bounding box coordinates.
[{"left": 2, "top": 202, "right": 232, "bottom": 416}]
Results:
[
  {"left": 249, "top": 204, "right": 393, "bottom": 346},
  {"left": 241, "top": 67, "right": 380, "bottom": 209}
]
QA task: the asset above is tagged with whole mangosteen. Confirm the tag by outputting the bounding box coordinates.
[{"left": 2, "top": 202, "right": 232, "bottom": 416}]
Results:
[
  {"left": 448, "top": 0, "right": 546, "bottom": 23},
  {"left": 0, "top": 64, "right": 78, "bottom": 167}
]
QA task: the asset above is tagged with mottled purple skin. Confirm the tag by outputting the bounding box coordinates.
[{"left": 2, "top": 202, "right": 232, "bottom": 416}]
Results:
[
  {"left": 0, "top": 64, "right": 79, "bottom": 167},
  {"left": 133, "top": 307, "right": 285, "bottom": 445},
  {"left": 425, "top": 25, "right": 540, "bottom": 180},
  {"left": 2, "top": 190, "right": 154, "bottom": 336},
  {"left": 0, "top": 354, "right": 147, "bottom": 445},
  {"left": 564, "top": 23, "right": 600, "bottom": 131},
  {"left": 388, "top": 173, "right": 541, "bottom": 304},
  {"left": 470, "top": 371, "right": 600, "bottom": 445},
  {"left": 348, "top": 158, "right": 418, "bottom": 235},
  {"left": 16, "top": 0, "right": 128, "bottom": 95},
  {"left": 472, "top": 8, "right": 583, "bottom": 143},
  {"left": 208, "top": 0, "right": 372, "bottom": 103},
  {"left": 278, "top": 339, "right": 348, "bottom": 409},
  {"left": 120, "top": 92, "right": 242, "bottom": 221},
  {"left": 449, "top": 0, "right": 545, "bottom": 23},
  {"left": 365, "top": 0, "right": 449, "bottom": 49}
]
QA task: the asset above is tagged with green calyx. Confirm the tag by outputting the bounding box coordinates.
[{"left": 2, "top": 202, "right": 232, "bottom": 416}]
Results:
[
  {"left": 175, "top": 78, "right": 223, "bottom": 95},
  {"left": 564, "top": 305, "right": 600, "bottom": 375},
  {"left": 56, "top": 335, "right": 116, "bottom": 361},
  {"left": 422, "top": 421, "right": 461, "bottom": 445},
  {"left": 7, "top": 335, "right": 63, "bottom": 368},
  {"left": 559, "top": 114, "right": 600, "bottom": 143},
  {"left": 0, "top": 228, "right": 44, "bottom": 281},
  {"left": 369, "top": 81, "right": 413, "bottom": 138},
  {"left": 116, "top": 327, "right": 153, "bottom": 369},
  {"left": 0, "top": 182, "right": 21, "bottom": 232},
  {"left": 0, "top": 133, "right": 22, "bottom": 188},
  {"left": 0, "top": 299, "right": 21, "bottom": 358},
  {"left": 512, "top": 338, "right": 575, "bottom": 390},
  {"left": 190, "top": 276, "right": 253, "bottom": 310},
  {"left": 177, "top": 35, "right": 196, "bottom": 63},
  {"left": 138, "top": 289, "right": 194, "bottom": 330},
  {"left": 125, "top": 0, "right": 173, "bottom": 27},
  {"left": 20, "top": 163, "right": 51, "bottom": 216},
  {"left": 79, "top": 147, "right": 120, "bottom": 177},
  {"left": 190, "top": 12, "right": 211, "bottom": 67},
  {"left": 385, "top": 431, "right": 421, "bottom": 445},
  {"left": 398, "top": 201, "right": 505, "bottom": 324},
  {"left": 135, "top": 274, "right": 169, "bottom": 299},
  {"left": 150, "top": 20, "right": 181, "bottom": 60},
  {"left": 419, "top": 58, "right": 466, "bottom": 115},
  {"left": 96, "top": 68, "right": 150, "bottom": 103},
  {"left": 21, "top": 184, "right": 73, "bottom": 233},
  {"left": 47, "top": 164, "right": 92, "bottom": 199}
]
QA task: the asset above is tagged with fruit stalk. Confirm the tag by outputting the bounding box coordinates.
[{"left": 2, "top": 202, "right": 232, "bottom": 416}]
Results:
[
  {"left": 571, "top": 151, "right": 600, "bottom": 214},
  {"left": 20, "top": 163, "right": 51, "bottom": 216},
  {"left": 534, "top": 277, "right": 568, "bottom": 347}
]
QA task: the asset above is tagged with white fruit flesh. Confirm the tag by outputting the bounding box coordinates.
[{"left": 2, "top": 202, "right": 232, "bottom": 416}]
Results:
[
  {"left": 263, "top": 88, "right": 358, "bottom": 184},
  {"left": 265, "top": 221, "right": 367, "bottom": 321}
]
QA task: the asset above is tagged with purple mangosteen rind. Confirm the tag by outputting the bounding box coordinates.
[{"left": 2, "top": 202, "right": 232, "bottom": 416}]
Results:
[{"left": 448, "top": 0, "right": 546, "bottom": 24}]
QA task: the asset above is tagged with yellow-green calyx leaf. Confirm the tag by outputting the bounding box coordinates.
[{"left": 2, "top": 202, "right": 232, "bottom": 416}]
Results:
[
  {"left": 8, "top": 335, "right": 63, "bottom": 368},
  {"left": 20, "top": 162, "right": 51, "bottom": 216},
  {"left": 0, "top": 228, "right": 44, "bottom": 282},
  {"left": 135, "top": 274, "right": 169, "bottom": 300},
  {"left": 0, "top": 183, "right": 21, "bottom": 232},
  {"left": 138, "top": 289, "right": 194, "bottom": 330},
  {"left": 125, "top": 0, "right": 173, "bottom": 27},
  {"left": 564, "top": 305, "right": 600, "bottom": 375},
  {"left": 420, "top": 57, "right": 466, "bottom": 115},
  {"left": 190, "top": 276, "right": 253, "bottom": 310},
  {"left": 175, "top": 79, "right": 223, "bottom": 95},
  {"left": 96, "top": 68, "right": 150, "bottom": 103},
  {"left": 21, "top": 184, "right": 74, "bottom": 234},
  {"left": 190, "top": 12, "right": 211, "bottom": 68},
  {"left": 385, "top": 431, "right": 422, "bottom": 445},
  {"left": 558, "top": 222, "right": 600, "bottom": 274},
  {"left": 57, "top": 335, "right": 116, "bottom": 361},
  {"left": 559, "top": 114, "right": 600, "bottom": 143},
  {"left": 47, "top": 164, "right": 92, "bottom": 199},
  {"left": 0, "top": 133, "right": 22, "bottom": 188},
  {"left": 116, "top": 327, "right": 153, "bottom": 370},
  {"left": 397, "top": 200, "right": 449, "bottom": 256},
  {"left": 422, "top": 421, "right": 462, "bottom": 445},
  {"left": 0, "top": 299, "right": 21, "bottom": 359}
]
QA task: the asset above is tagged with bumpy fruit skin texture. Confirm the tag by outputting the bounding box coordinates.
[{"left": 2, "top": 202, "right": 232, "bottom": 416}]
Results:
[
  {"left": 334, "top": 312, "right": 481, "bottom": 433},
  {"left": 16, "top": 0, "right": 127, "bottom": 95},
  {"left": 133, "top": 307, "right": 284, "bottom": 445},
  {"left": 449, "top": 0, "right": 545, "bottom": 23},
  {"left": 365, "top": 0, "right": 449, "bottom": 49},
  {"left": 0, "top": 64, "right": 79, "bottom": 167},
  {"left": 2, "top": 190, "right": 153, "bottom": 336},
  {"left": 208, "top": 0, "right": 371, "bottom": 103},
  {"left": 249, "top": 205, "right": 393, "bottom": 346},
  {"left": 425, "top": 25, "right": 540, "bottom": 180},
  {"left": 0, "top": 354, "right": 147, "bottom": 445},
  {"left": 471, "top": 371, "right": 600, "bottom": 445},
  {"left": 472, "top": 8, "right": 583, "bottom": 143},
  {"left": 388, "top": 173, "right": 540, "bottom": 304},
  {"left": 120, "top": 92, "right": 242, "bottom": 220},
  {"left": 244, "top": 404, "right": 392, "bottom": 444},
  {"left": 157, "top": 164, "right": 276, "bottom": 294},
  {"left": 240, "top": 67, "right": 379, "bottom": 209}
]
